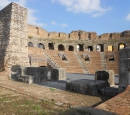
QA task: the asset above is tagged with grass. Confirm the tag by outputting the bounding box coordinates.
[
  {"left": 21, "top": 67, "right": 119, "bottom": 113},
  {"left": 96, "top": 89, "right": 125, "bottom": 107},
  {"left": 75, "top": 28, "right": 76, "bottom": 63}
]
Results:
[
  {"left": 49, "top": 88, "right": 56, "bottom": 91},
  {"left": 0, "top": 86, "right": 113, "bottom": 115}
]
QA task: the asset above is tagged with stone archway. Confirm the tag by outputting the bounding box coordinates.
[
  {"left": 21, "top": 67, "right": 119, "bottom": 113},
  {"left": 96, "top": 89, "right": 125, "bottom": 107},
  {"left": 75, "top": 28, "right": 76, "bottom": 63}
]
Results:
[
  {"left": 28, "top": 42, "right": 33, "bottom": 47},
  {"left": 48, "top": 43, "right": 54, "bottom": 50},
  {"left": 118, "top": 43, "right": 125, "bottom": 50},
  {"left": 96, "top": 44, "right": 104, "bottom": 52},
  {"left": 58, "top": 44, "right": 65, "bottom": 51},
  {"left": 68, "top": 46, "right": 74, "bottom": 51},
  {"left": 108, "top": 45, "right": 113, "bottom": 51},
  {"left": 38, "top": 43, "right": 45, "bottom": 49},
  {"left": 87, "top": 46, "right": 93, "bottom": 51},
  {"left": 77, "top": 44, "right": 84, "bottom": 51}
]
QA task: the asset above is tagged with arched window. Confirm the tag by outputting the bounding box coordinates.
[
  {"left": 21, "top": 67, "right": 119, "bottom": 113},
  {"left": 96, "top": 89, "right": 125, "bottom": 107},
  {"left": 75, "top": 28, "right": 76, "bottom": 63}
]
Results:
[
  {"left": 96, "top": 44, "right": 104, "bottom": 52},
  {"left": 118, "top": 43, "right": 125, "bottom": 50},
  {"left": 68, "top": 46, "right": 74, "bottom": 51},
  {"left": 38, "top": 43, "right": 45, "bottom": 49},
  {"left": 87, "top": 46, "right": 93, "bottom": 51},
  {"left": 77, "top": 44, "right": 84, "bottom": 51},
  {"left": 48, "top": 43, "right": 54, "bottom": 50},
  {"left": 58, "top": 44, "right": 65, "bottom": 51},
  {"left": 28, "top": 42, "right": 33, "bottom": 47},
  {"left": 108, "top": 45, "right": 113, "bottom": 51}
]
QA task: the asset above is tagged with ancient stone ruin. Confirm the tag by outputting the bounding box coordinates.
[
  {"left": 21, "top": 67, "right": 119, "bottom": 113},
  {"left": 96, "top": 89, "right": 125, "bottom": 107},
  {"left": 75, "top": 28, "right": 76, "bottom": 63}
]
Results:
[
  {"left": 0, "top": 2, "right": 130, "bottom": 85},
  {"left": 0, "top": 3, "right": 130, "bottom": 77},
  {"left": 0, "top": 2, "right": 29, "bottom": 72}
]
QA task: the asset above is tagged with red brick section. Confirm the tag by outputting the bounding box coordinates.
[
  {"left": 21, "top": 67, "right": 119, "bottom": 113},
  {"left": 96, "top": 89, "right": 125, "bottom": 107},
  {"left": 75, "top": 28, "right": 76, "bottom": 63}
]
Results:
[{"left": 96, "top": 85, "right": 130, "bottom": 115}]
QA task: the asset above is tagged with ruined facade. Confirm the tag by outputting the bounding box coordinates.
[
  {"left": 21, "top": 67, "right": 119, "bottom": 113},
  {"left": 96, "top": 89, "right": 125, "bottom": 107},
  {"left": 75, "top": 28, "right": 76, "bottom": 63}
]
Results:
[
  {"left": 28, "top": 24, "right": 130, "bottom": 52},
  {"left": 0, "top": 2, "right": 29, "bottom": 71},
  {"left": 1, "top": 2, "right": 130, "bottom": 74}
]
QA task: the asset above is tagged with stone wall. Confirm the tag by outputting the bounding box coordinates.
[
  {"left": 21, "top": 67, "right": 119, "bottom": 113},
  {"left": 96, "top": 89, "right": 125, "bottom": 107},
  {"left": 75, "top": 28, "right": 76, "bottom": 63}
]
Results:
[
  {"left": 0, "top": 2, "right": 29, "bottom": 71},
  {"left": 69, "top": 31, "right": 79, "bottom": 40},
  {"left": 48, "top": 32, "right": 59, "bottom": 38},
  {"left": 59, "top": 32, "right": 68, "bottom": 39},
  {"left": 121, "top": 31, "right": 130, "bottom": 38},
  {"left": 111, "top": 33, "right": 121, "bottom": 39},
  {"left": 27, "top": 24, "right": 130, "bottom": 41},
  {"left": 99, "top": 33, "right": 110, "bottom": 40},
  {"left": 28, "top": 24, "right": 48, "bottom": 38}
]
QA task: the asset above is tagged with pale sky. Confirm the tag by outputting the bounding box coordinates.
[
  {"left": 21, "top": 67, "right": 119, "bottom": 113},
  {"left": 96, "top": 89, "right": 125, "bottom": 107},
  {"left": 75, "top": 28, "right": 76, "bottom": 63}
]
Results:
[{"left": 0, "top": 0, "right": 130, "bottom": 35}]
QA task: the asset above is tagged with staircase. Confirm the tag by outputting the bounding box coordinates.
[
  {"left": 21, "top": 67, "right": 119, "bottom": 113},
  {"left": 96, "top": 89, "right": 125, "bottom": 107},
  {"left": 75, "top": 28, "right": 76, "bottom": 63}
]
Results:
[
  {"left": 100, "top": 52, "right": 107, "bottom": 70},
  {"left": 74, "top": 52, "right": 89, "bottom": 74},
  {"left": 43, "top": 51, "right": 59, "bottom": 69}
]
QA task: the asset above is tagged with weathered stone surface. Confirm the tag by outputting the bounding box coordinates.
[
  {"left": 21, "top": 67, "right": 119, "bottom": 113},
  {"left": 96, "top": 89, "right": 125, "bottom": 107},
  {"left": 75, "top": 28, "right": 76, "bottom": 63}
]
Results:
[
  {"left": 51, "top": 68, "right": 66, "bottom": 81},
  {"left": 66, "top": 79, "right": 108, "bottom": 96},
  {"left": 0, "top": 2, "right": 29, "bottom": 71},
  {"left": 99, "top": 33, "right": 110, "bottom": 40},
  {"left": 28, "top": 24, "right": 48, "bottom": 38},
  {"left": 48, "top": 32, "right": 59, "bottom": 38},
  {"left": 107, "top": 70, "right": 115, "bottom": 87},
  {"left": 119, "top": 48, "right": 130, "bottom": 92}
]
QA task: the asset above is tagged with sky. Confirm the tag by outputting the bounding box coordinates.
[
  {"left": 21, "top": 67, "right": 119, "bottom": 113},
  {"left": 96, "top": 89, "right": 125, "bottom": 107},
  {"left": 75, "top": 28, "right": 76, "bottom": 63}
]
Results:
[{"left": 0, "top": 0, "right": 130, "bottom": 35}]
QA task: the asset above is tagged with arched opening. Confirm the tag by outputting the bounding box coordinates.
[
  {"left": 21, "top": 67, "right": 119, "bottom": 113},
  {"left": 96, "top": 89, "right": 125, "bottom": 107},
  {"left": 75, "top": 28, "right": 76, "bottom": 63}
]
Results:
[
  {"left": 38, "top": 43, "right": 45, "bottom": 49},
  {"left": 48, "top": 43, "right": 54, "bottom": 50},
  {"left": 68, "top": 46, "right": 74, "bottom": 51},
  {"left": 58, "top": 44, "right": 65, "bottom": 51},
  {"left": 96, "top": 44, "right": 104, "bottom": 52},
  {"left": 77, "top": 44, "right": 84, "bottom": 51},
  {"left": 118, "top": 43, "right": 125, "bottom": 50},
  {"left": 28, "top": 42, "right": 33, "bottom": 47},
  {"left": 87, "top": 46, "right": 93, "bottom": 51},
  {"left": 108, "top": 45, "right": 113, "bottom": 51}
]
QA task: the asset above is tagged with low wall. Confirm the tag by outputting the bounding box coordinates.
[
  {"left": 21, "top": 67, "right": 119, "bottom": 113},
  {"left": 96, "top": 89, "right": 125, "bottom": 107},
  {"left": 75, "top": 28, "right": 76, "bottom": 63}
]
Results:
[
  {"left": 51, "top": 68, "right": 66, "bottom": 81},
  {"left": 25, "top": 67, "right": 48, "bottom": 82},
  {"left": 10, "top": 66, "right": 66, "bottom": 83}
]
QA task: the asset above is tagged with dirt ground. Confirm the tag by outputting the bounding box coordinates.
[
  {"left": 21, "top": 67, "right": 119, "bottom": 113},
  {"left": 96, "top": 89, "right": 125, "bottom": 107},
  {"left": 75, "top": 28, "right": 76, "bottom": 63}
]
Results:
[{"left": 0, "top": 72, "right": 113, "bottom": 114}]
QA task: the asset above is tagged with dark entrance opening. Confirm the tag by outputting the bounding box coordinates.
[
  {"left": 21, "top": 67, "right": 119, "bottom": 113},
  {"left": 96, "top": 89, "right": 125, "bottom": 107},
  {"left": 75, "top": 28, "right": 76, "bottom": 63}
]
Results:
[
  {"left": 38, "top": 43, "right": 45, "bottom": 49},
  {"left": 68, "top": 46, "right": 74, "bottom": 51},
  {"left": 77, "top": 44, "right": 84, "bottom": 51},
  {"left": 87, "top": 46, "right": 93, "bottom": 51},
  {"left": 48, "top": 43, "right": 54, "bottom": 50},
  {"left": 28, "top": 42, "right": 33, "bottom": 47},
  {"left": 58, "top": 44, "right": 65, "bottom": 51}
]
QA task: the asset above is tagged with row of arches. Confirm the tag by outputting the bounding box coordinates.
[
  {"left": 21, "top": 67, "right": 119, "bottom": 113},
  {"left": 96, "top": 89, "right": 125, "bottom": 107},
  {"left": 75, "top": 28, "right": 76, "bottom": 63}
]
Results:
[
  {"left": 28, "top": 42, "right": 126, "bottom": 52},
  {"left": 28, "top": 42, "right": 75, "bottom": 51}
]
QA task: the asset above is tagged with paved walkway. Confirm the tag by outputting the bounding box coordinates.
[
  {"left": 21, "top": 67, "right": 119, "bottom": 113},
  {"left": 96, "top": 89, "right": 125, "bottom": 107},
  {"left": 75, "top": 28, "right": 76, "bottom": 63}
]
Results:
[{"left": 96, "top": 85, "right": 130, "bottom": 115}]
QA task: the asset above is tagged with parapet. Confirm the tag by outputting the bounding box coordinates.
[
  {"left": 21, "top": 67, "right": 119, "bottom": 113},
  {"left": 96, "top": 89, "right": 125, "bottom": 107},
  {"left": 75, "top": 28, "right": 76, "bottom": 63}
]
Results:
[{"left": 28, "top": 24, "right": 48, "bottom": 38}]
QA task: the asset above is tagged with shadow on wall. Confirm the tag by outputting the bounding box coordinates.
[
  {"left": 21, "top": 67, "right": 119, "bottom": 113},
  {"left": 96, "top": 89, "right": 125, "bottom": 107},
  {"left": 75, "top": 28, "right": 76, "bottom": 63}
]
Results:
[
  {"left": 10, "top": 66, "right": 66, "bottom": 84},
  {"left": 10, "top": 65, "right": 48, "bottom": 83},
  {"left": 10, "top": 65, "right": 21, "bottom": 80}
]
